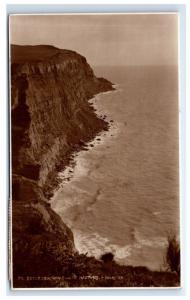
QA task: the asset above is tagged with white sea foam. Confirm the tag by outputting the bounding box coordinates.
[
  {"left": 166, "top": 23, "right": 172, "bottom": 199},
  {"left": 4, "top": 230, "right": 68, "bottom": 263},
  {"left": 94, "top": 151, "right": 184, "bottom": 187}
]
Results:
[{"left": 72, "top": 228, "right": 167, "bottom": 268}]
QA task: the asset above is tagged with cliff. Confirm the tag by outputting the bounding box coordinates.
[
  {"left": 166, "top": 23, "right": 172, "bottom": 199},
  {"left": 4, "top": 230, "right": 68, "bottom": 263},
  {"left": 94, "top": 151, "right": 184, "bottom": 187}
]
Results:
[
  {"left": 11, "top": 45, "right": 179, "bottom": 288},
  {"left": 11, "top": 45, "right": 113, "bottom": 193}
]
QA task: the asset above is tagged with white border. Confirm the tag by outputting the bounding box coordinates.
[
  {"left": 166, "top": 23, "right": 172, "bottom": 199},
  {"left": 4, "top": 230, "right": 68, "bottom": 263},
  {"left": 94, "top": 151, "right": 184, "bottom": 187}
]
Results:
[{"left": 0, "top": 1, "right": 188, "bottom": 299}]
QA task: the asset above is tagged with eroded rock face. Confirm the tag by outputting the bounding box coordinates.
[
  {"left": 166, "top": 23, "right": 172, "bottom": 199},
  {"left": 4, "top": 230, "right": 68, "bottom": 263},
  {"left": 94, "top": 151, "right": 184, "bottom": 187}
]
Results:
[
  {"left": 11, "top": 45, "right": 114, "bottom": 188},
  {"left": 11, "top": 45, "right": 114, "bottom": 287}
]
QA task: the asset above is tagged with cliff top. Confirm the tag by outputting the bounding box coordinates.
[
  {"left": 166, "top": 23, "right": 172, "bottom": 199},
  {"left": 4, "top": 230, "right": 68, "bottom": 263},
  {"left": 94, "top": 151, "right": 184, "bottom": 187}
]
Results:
[{"left": 11, "top": 44, "right": 83, "bottom": 64}]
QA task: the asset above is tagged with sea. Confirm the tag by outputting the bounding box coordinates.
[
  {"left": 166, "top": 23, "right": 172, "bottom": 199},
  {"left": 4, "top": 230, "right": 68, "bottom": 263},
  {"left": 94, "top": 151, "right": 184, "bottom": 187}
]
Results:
[{"left": 51, "top": 65, "right": 179, "bottom": 271}]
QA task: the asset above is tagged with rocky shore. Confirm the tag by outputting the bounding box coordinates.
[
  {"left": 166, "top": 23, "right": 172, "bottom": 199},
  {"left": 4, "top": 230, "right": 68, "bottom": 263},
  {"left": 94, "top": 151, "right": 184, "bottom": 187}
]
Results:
[{"left": 11, "top": 45, "right": 179, "bottom": 288}]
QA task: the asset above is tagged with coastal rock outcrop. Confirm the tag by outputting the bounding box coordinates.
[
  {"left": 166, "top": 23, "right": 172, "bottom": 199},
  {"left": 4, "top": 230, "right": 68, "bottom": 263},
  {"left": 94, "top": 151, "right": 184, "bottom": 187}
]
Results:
[
  {"left": 11, "top": 45, "right": 114, "bottom": 287},
  {"left": 11, "top": 45, "right": 114, "bottom": 191}
]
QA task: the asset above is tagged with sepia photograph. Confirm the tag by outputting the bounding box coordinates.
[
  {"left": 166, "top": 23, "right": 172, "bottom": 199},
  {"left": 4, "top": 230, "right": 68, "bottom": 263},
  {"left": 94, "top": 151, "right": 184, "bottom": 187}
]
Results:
[{"left": 10, "top": 13, "right": 180, "bottom": 288}]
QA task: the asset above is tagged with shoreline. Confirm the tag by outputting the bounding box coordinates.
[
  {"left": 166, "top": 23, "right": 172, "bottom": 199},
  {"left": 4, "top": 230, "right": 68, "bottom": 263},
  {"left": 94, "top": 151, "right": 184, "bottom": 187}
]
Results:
[
  {"left": 50, "top": 83, "right": 170, "bottom": 272},
  {"left": 50, "top": 85, "right": 126, "bottom": 260},
  {"left": 49, "top": 85, "right": 119, "bottom": 201}
]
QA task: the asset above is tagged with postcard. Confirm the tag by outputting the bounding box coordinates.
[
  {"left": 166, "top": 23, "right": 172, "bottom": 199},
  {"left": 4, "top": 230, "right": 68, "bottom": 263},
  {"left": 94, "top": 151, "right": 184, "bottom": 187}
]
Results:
[{"left": 9, "top": 13, "right": 180, "bottom": 288}]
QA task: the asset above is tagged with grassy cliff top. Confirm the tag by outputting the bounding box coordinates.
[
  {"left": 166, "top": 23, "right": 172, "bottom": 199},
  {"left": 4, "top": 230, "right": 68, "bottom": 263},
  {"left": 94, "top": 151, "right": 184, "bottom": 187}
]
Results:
[{"left": 11, "top": 44, "right": 81, "bottom": 64}]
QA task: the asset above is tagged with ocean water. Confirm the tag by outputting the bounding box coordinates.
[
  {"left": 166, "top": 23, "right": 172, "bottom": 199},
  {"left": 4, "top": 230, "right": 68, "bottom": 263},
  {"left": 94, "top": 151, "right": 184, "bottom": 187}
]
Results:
[{"left": 51, "top": 65, "right": 179, "bottom": 271}]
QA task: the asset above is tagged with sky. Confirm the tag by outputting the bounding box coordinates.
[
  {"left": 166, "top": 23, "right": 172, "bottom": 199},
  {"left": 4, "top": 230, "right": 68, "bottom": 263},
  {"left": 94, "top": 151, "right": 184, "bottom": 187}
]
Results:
[{"left": 10, "top": 14, "right": 178, "bottom": 66}]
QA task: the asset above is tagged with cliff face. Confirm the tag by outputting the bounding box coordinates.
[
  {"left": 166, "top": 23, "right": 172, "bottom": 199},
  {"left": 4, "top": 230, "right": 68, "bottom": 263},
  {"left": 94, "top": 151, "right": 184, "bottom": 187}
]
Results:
[
  {"left": 11, "top": 45, "right": 114, "bottom": 287},
  {"left": 11, "top": 45, "right": 113, "bottom": 191}
]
